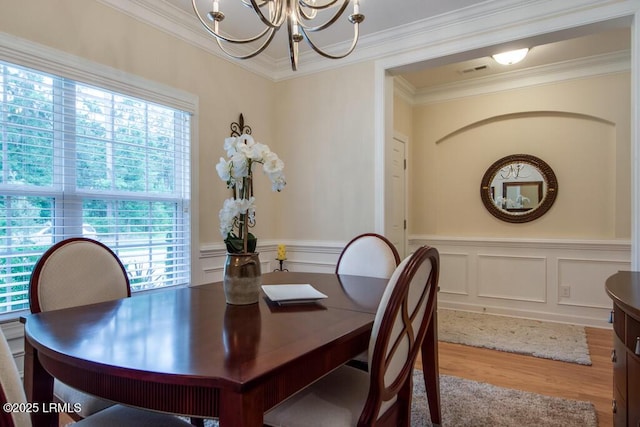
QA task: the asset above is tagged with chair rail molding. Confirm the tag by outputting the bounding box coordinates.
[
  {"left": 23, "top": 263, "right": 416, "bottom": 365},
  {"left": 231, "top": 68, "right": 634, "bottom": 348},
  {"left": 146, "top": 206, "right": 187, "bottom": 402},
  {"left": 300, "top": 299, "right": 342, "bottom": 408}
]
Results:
[{"left": 198, "top": 240, "right": 345, "bottom": 285}]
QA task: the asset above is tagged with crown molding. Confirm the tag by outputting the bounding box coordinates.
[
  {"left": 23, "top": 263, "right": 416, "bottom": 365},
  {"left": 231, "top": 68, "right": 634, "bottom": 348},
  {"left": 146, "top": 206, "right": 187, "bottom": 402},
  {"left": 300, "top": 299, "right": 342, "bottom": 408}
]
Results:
[
  {"left": 279, "top": 0, "right": 634, "bottom": 78},
  {"left": 94, "top": 0, "right": 277, "bottom": 79},
  {"left": 404, "top": 50, "right": 630, "bottom": 105},
  {"left": 90, "top": 0, "right": 576, "bottom": 81},
  {"left": 393, "top": 76, "right": 415, "bottom": 105},
  {"left": 0, "top": 31, "right": 198, "bottom": 112},
  {"left": 95, "top": 0, "right": 640, "bottom": 82}
]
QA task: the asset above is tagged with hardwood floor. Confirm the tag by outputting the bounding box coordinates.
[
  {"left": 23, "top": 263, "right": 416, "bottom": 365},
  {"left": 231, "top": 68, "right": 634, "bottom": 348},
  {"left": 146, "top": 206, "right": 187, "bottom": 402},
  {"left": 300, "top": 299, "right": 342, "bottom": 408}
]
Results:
[{"left": 416, "top": 326, "right": 614, "bottom": 427}]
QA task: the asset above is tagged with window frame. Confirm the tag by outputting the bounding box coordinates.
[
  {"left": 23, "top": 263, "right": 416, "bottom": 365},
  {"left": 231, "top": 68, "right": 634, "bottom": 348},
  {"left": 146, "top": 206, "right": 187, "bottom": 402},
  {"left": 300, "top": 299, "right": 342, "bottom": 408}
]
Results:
[{"left": 0, "top": 32, "right": 198, "bottom": 320}]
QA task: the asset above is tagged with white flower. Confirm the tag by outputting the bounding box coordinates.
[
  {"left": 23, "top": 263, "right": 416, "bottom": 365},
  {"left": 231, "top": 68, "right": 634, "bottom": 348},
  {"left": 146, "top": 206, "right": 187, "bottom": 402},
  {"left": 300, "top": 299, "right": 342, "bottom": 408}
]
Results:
[
  {"left": 230, "top": 152, "right": 249, "bottom": 179},
  {"left": 269, "top": 173, "right": 286, "bottom": 192},
  {"left": 224, "top": 137, "right": 238, "bottom": 157},
  {"left": 243, "top": 142, "right": 270, "bottom": 162},
  {"left": 218, "top": 197, "right": 255, "bottom": 237},
  {"left": 238, "top": 134, "right": 255, "bottom": 148},
  {"left": 218, "top": 198, "right": 237, "bottom": 237},
  {"left": 216, "top": 157, "right": 231, "bottom": 183},
  {"left": 262, "top": 151, "right": 284, "bottom": 175}
]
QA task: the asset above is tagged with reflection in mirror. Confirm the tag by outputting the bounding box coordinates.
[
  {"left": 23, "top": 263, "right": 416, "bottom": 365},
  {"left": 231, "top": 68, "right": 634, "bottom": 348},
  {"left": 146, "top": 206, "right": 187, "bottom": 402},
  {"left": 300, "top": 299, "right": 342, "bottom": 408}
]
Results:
[
  {"left": 480, "top": 154, "right": 558, "bottom": 223},
  {"left": 501, "top": 181, "right": 543, "bottom": 211}
]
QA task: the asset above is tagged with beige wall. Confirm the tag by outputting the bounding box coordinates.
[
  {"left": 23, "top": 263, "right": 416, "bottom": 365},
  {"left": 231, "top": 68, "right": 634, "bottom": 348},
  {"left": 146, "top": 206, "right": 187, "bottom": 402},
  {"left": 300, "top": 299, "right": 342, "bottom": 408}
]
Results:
[
  {"left": 274, "top": 62, "right": 377, "bottom": 241},
  {"left": 393, "top": 94, "right": 413, "bottom": 140},
  {"left": 408, "top": 73, "right": 631, "bottom": 239}
]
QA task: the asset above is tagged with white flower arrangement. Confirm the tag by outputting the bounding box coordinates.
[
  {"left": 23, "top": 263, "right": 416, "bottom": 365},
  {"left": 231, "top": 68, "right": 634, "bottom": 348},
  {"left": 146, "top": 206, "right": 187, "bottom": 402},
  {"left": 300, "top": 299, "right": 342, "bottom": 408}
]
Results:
[{"left": 217, "top": 133, "right": 285, "bottom": 253}]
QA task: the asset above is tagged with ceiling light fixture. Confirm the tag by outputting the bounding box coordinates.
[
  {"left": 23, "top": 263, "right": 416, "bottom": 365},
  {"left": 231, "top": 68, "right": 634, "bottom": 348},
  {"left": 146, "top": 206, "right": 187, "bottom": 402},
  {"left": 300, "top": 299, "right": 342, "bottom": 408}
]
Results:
[
  {"left": 491, "top": 48, "right": 529, "bottom": 65},
  {"left": 192, "top": 0, "right": 365, "bottom": 71}
]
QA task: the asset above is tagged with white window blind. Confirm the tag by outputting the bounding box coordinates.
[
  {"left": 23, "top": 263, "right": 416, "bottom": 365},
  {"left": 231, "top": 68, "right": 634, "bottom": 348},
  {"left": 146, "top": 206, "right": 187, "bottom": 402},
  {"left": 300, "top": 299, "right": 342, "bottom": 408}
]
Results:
[{"left": 0, "top": 60, "right": 191, "bottom": 314}]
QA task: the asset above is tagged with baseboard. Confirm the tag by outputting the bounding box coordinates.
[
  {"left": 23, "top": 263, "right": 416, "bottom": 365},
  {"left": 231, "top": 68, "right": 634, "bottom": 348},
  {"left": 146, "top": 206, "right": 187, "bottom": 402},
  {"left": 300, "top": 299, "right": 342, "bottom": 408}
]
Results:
[{"left": 437, "top": 301, "right": 613, "bottom": 329}]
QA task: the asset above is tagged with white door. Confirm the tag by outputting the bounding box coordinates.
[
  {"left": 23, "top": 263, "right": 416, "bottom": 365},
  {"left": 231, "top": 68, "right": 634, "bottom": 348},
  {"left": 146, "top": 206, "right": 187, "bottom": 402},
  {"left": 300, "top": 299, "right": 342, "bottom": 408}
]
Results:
[{"left": 389, "top": 134, "right": 407, "bottom": 258}]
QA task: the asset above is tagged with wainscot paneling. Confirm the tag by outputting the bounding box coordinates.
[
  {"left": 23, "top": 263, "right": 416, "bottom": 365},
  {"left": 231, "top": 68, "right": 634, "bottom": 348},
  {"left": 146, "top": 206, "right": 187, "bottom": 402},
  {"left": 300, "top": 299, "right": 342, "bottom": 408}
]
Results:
[
  {"left": 439, "top": 253, "right": 469, "bottom": 295},
  {"left": 477, "top": 254, "right": 547, "bottom": 302},
  {"left": 198, "top": 240, "right": 343, "bottom": 285},
  {"left": 557, "top": 257, "right": 631, "bottom": 309},
  {"left": 411, "top": 236, "right": 631, "bottom": 328}
]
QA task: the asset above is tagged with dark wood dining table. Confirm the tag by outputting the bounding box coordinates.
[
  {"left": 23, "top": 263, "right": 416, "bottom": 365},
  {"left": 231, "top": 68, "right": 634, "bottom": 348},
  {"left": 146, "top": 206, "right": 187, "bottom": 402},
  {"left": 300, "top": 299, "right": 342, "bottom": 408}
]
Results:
[{"left": 23, "top": 271, "right": 441, "bottom": 427}]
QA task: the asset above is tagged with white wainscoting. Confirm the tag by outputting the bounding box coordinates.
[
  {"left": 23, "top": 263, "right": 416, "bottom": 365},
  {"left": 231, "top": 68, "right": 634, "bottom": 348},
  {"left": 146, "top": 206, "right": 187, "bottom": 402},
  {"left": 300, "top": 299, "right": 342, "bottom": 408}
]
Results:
[
  {"left": 197, "top": 240, "right": 344, "bottom": 285},
  {"left": 199, "top": 236, "right": 629, "bottom": 327},
  {"left": 411, "top": 236, "right": 631, "bottom": 328}
]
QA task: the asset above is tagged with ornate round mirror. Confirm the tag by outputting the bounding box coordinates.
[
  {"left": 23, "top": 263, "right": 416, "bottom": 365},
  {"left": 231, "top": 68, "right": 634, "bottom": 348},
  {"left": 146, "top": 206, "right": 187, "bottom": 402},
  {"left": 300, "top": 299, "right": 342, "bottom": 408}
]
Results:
[{"left": 480, "top": 154, "right": 558, "bottom": 223}]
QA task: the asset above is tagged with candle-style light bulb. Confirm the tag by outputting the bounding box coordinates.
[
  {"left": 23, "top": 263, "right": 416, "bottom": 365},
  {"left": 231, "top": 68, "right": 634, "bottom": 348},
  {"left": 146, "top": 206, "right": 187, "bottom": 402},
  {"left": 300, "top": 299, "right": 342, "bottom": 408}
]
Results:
[
  {"left": 353, "top": 0, "right": 360, "bottom": 15},
  {"left": 213, "top": 0, "right": 219, "bottom": 13},
  {"left": 277, "top": 244, "right": 287, "bottom": 260},
  {"left": 291, "top": 12, "right": 302, "bottom": 42}
]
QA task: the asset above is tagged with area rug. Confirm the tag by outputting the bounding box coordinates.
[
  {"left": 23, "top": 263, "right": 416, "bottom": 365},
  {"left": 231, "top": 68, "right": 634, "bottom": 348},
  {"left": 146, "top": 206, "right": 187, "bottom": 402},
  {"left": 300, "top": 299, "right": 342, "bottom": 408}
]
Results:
[
  {"left": 199, "top": 370, "right": 597, "bottom": 426},
  {"left": 438, "top": 309, "right": 592, "bottom": 365},
  {"left": 413, "top": 371, "right": 598, "bottom": 427}
]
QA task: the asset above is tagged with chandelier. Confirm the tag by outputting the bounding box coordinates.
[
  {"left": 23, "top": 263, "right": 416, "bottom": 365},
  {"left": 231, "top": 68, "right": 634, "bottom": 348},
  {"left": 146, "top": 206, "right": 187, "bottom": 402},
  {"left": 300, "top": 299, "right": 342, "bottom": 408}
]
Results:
[
  {"left": 191, "top": 0, "right": 365, "bottom": 71},
  {"left": 499, "top": 163, "right": 530, "bottom": 180}
]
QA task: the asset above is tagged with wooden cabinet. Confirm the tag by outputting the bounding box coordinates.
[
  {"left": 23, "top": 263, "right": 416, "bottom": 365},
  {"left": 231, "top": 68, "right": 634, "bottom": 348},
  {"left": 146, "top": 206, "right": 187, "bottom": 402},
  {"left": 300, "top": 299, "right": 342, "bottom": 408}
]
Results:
[{"left": 606, "top": 271, "right": 640, "bottom": 427}]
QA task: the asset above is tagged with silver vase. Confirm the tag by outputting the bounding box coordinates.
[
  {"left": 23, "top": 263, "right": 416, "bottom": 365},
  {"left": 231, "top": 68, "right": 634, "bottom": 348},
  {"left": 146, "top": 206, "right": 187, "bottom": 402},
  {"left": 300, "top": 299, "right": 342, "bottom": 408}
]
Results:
[{"left": 223, "top": 253, "right": 261, "bottom": 305}]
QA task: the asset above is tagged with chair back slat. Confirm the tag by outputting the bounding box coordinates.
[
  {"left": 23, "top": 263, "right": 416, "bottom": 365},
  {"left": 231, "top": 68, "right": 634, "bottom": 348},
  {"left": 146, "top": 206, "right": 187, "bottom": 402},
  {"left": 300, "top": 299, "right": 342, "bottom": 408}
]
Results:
[{"left": 360, "top": 246, "right": 439, "bottom": 425}]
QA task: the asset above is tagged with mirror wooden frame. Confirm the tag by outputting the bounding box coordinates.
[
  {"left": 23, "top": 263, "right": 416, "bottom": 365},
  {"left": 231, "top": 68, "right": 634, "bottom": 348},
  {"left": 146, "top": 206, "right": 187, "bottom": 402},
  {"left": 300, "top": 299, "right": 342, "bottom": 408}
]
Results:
[{"left": 480, "top": 154, "right": 558, "bottom": 223}]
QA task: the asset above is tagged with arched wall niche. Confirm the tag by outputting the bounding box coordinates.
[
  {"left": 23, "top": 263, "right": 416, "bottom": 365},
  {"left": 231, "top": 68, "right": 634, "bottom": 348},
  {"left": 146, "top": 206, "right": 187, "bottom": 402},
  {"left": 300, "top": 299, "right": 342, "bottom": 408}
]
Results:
[{"left": 435, "top": 111, "right": 615, "bottom": 145}]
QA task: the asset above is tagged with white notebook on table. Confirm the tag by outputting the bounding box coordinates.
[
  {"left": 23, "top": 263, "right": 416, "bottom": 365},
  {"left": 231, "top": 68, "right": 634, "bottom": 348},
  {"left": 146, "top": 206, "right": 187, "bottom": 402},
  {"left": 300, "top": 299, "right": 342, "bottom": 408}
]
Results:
[{"left": 261, "top": 284, "right": 328, "bottom": 305}]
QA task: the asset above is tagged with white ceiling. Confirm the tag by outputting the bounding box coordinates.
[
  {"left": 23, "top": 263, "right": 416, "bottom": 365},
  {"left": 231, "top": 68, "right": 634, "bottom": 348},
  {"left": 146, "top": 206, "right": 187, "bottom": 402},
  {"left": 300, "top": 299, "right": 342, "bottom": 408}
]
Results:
[
  {"left": 164, "top": 0, "right": 631, "bottom": 88},
  {"left": 400, "top": 25, "right": 630, "bottom": 90}
]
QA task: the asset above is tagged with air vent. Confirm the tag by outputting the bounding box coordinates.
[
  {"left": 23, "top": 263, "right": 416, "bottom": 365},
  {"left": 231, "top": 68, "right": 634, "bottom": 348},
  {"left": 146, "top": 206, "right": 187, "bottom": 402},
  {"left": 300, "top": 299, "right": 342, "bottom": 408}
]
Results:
[{"left": 459, "top": 64, "right": 488, "bottom": 74}]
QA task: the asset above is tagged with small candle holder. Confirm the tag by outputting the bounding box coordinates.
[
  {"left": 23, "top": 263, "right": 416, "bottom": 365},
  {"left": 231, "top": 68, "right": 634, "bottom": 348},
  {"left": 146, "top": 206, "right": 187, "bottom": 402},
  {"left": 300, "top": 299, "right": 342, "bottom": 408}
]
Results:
[{"left": 274, "top": 258, "right": 288, "bottom": 272}]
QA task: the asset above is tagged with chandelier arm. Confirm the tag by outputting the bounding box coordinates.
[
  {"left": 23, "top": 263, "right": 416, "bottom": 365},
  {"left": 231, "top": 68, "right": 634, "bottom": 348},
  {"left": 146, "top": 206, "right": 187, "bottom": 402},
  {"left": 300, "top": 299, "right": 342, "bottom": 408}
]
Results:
[
  {"left": 296, "top": 0, "right": 343, "bottom": 21},
  {"left": 245, "top": 0, "right": 287, "bottom": 29},
  {"left": 299, "top": 0, "right": 342, "bottom": 10},
  {"left": 192, "top": 0, "right": 278, "bottom": 44},
  {"left": 296, "top": 0, "right": 351, "bottom": 32},
  {"left": 241, "top": 0, "right": 271, "bottom": 9},
  {"left": 215, "top": 28, "right": 279, "bottom": 60},
  {"left": 298, "top": 6, "right": 317, "bottom": 21},
  {"left": 287, "top": 17, "right": 299, "bottom": 71},
  {"left": 299, "top": 23, "right": 360, "bottom": 59}
]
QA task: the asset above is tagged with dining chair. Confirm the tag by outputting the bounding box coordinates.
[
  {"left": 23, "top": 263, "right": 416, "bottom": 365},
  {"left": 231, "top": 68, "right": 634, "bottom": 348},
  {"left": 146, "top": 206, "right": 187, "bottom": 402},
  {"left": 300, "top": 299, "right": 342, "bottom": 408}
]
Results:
[
  {"left": 28, "top": 237, "right": 130, "bottom": 419},
  {"left": 28, "top": 237, "right": 208, "bottom": 426},
  {"left": 336, "top": 233, "right": 401, "bottom": 370},
  {"left": 0, "top": 328, "right": 193, "bottom": 427},
  {"left": 335, "top": 233, "right": 401, "bottom": 279},
  {"left": 264, "top": 245, "right": 440, "bottom": 427}
]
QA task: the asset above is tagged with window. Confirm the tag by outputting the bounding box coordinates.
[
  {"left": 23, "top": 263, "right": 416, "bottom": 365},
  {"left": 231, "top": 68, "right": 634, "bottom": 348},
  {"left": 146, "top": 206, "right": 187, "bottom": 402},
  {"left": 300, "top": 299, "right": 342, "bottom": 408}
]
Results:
[{"left": 0, "top": 60, "right": 191, "bottom": 315}]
